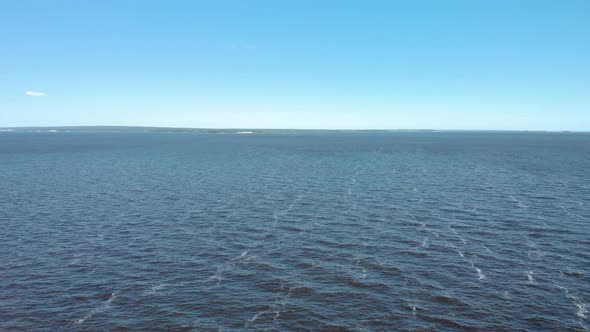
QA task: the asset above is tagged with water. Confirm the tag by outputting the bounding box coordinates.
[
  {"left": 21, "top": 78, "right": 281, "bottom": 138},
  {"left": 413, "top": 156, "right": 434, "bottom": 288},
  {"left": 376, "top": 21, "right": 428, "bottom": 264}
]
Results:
[{"left": 1, "top": 131, "right": 589, "bottom": 331}]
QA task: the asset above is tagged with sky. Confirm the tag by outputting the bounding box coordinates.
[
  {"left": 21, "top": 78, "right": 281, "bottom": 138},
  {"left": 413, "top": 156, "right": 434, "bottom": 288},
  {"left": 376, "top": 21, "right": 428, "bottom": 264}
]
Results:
[{"left": 1, "top": 0, "right": 589, "bottom": 130}]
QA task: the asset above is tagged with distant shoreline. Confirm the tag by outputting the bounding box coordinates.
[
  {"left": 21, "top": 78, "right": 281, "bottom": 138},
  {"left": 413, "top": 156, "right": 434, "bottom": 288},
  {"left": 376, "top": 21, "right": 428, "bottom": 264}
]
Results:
[{"left": 0, "top": 126, "right": 587, "bottom": 134}]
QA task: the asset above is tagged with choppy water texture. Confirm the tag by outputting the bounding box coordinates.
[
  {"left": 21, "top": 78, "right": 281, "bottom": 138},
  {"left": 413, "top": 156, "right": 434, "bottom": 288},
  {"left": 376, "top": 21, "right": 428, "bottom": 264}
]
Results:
[{"left": 1, "top": 132, "right": 589, "bottom": 331}]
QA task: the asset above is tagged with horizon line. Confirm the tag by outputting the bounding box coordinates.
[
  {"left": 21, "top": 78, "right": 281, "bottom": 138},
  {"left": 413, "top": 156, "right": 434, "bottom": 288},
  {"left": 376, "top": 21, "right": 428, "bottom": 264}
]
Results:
[{"left": 1, "top": 125, "right": 588, "bottom": 133}]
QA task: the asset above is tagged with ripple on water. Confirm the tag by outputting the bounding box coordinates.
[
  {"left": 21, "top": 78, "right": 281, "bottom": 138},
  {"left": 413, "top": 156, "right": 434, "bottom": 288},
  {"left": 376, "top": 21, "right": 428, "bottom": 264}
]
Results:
[{"left": 1, "top": 132, "right": 589, "bottom": 331}]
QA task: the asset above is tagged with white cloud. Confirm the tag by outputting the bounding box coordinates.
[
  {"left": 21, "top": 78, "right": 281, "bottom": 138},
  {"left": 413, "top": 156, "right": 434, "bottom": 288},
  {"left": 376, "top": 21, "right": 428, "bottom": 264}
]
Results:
[{"left": 25, "top": 91, "right": 47, "bottom": 97}]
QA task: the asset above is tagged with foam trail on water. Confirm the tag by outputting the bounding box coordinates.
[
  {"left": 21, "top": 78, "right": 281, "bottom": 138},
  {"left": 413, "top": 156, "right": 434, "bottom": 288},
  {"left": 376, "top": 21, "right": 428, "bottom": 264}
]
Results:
[
  {"left": 509, "top": 195, "right": 529, "bottom": 208},
  {"left": 73, "top": 292, "right": 117, "bottom": 326},
  {"left": 410, "top": 305, "right": 417, "bottom": 318},
  {"left": 576, "top": 301, "right": 587, "bottom": 319},
  {"left": 527, "top": 271, "right": 534, "bottom": 283},
  {"left": 558, "top": 204, "right": 590, "bottom": 221},
  {"left": 144, "top": 284, "right": 166, "bottom": 296},
  {"left": 555, "top": 284, "right": 569, "bottom": 293},
  {"left": 448, "top": 224, "right": 467, "bottom": 244},
  {"left": 555, "top": 284, "right": 588, "bottom": 322},
  {"left": 475, "top": 267, "right": 486, "bottom": 280},
  {"left": 248, "top": 310, "right": 269, "bottom": 324},
  {"left": 470, "top": 262, "right": 485, "bottom": 280},
  {"left": 420, "top": 238, "right": 429, "bottom": 248}
]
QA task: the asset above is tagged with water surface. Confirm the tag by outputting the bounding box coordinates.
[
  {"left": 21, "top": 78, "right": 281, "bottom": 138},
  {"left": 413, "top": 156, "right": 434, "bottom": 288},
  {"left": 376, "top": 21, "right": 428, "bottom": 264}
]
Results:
[{"left": 1, "top": 132, "right": 589, "bottom": 331}]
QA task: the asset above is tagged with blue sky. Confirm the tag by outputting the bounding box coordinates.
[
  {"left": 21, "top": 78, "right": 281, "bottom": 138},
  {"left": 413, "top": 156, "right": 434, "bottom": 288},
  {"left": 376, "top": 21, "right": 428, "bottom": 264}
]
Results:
[{"left": 1, "top": 0, "right": 589, "bottom": 130}]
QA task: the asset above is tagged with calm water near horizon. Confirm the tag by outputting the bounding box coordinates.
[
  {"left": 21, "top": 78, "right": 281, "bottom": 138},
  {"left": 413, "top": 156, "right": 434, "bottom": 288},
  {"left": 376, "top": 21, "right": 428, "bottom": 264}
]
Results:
[{"left": 1, "top": 131, "right": 589, "bottom": 331}]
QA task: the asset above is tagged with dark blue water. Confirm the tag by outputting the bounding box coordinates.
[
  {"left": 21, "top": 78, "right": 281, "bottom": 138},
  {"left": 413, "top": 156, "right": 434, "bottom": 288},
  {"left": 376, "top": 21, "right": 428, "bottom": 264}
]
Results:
[{"left": 1, "top": 132, "right": 589, "bottom": 331}]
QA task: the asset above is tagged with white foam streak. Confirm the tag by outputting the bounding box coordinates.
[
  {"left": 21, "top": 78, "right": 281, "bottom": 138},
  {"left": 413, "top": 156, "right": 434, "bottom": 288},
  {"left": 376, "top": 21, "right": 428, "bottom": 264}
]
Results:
[
  {"left": 74, "top": 292, "right": 117, "bottom": 326},
  {"left": 509, "top": 195, "right": 529, "bottom": 208},
  {"left": 144, "top": 284, "right": 166, "bottom": 296},
  {"left": 470, "top": 262, "right": 485, "bottom": 280},
  {"left": 475, "top": 267, "right": 486, "bottom": 280},
  {"left": 555, "top": 284, "right": 588, "bottom": 322},
  {"left": 527, "top": 271, "right": 534, "bottom": 283},
  {"left": 410, "top": 305, "right": 417, "bottom": 318},
  {"left": 576, "top": 301, "right": 587, "bottom": 319},
  {"left": 420, "top": 238, "right": 429, "bottom": 248},
  {"left": 248, "top": 311, "right": 267, "bottom": 323}
]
